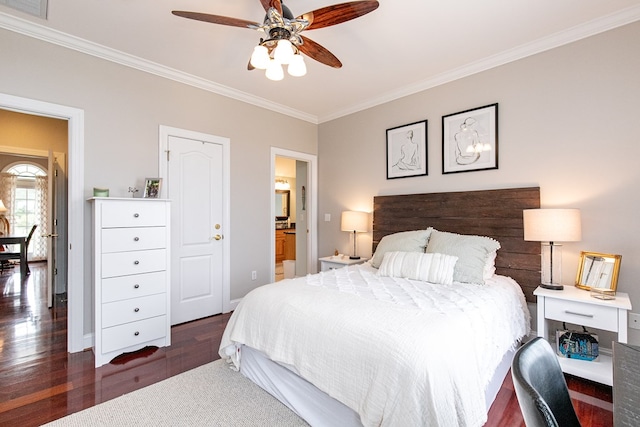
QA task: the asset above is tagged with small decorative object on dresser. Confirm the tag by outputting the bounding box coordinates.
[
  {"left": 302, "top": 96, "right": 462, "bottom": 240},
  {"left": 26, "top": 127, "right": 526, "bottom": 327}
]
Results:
[
  {"left": 90, "top": 197, "right": 171, "bottom": 367},
  {"left": 143, "top": 178, "right": 162, "bottom": 198}
]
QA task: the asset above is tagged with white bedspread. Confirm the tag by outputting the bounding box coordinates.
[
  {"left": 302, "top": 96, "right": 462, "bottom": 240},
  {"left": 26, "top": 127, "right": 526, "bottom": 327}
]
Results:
[{"left": 220, "top": 263, "right": 530, "bottom": 427}]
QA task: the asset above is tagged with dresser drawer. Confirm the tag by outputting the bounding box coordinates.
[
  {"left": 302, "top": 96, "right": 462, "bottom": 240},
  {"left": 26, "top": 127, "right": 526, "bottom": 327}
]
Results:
[
  {"left": 545, "top": 298, "right": 618, "bottom": 331},
  {"left": 102, "top": 227, "right": 167, "bottom": 253},
  {"left": 102, "top": 315, "right": 167, "bottom": 354},
  {"left": 102, "top": 271, "right": 167, "bottom": 303},
  {"left": 102, "top": 293, "right": 167, "bottom": 328},
  {"left": 102, "top": 249, "right": 166, "bottom": 278},
  {"left": 101, "top": 201, "right": 167, "bottom": 228}
]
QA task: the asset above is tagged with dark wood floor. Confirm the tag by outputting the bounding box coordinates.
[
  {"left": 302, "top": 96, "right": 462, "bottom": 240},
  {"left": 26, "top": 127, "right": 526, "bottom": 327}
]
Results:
[{"left": 0, "top": 263, "right": 613, "bottom": 426}]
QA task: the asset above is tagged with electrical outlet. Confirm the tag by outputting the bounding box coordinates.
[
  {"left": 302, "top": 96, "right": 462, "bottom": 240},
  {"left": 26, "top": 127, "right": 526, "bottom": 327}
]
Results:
[
  {"left": 251, "top": 271, "right": 257, "bottom": 281},
  {"left": 630, "top": 313, "right": 640, "bottom": 330}
]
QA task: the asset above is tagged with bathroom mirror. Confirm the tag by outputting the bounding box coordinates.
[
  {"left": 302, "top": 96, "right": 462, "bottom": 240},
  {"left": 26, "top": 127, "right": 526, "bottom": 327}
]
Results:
[
  {"left": 575, "top": 251, "right": 621, "bottom": 291},
  {"left": 275, "top": 190, "right": 290, "bottom": 220}
]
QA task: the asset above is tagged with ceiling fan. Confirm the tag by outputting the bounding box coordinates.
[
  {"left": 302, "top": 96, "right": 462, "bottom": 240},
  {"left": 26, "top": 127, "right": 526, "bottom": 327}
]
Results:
[{"left": 172, "top": 0, "right": 379, "bottom": 80}]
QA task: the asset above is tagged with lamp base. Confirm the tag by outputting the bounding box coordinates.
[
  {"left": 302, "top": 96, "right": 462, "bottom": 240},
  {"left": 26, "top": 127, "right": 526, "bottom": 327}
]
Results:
[
  {"left": 349, "top": 256, "right": 361, "bottom": 260},
  {"left": 540, "top": 283, "right": 564, "bottom": 291}
]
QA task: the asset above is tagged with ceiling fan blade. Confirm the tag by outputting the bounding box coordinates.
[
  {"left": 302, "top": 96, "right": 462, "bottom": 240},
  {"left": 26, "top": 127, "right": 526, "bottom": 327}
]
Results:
[
  {"left": 259, "top": 0, "right": 283, "bottom": 15},
  {"left": 172, "top": 11, "right": 259, "bottom": 28},
  {"left": 299, "top": 36, "right": 342, "bottom": 68},
  {"left": 298, "top": 1, "right": 379, "bottom": 30}
]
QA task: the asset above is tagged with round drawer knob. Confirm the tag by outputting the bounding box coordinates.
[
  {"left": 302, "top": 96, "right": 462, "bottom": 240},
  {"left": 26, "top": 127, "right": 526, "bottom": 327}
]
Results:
[
  {"left": 134, "top": 213, "right": 140, "bottom": 218},
  {"left": 134, "top": 308, "right": 140, "bottom": 312},
  {"left": 134, "top": 331, "right": 140, "bottom": 336},
  {"left": 134, "top": 260, "right": 140, "bottom": 265},
  {"left": 134, "top": 237, "right": 140, "bottom": 241},
  {"left": 134, "top": 284, "right": 140, "bottom": 289}
]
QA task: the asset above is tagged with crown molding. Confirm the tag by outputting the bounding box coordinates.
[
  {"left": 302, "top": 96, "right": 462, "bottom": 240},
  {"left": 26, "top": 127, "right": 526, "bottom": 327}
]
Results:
[
  {"left": 0, "top": 11, "right": 318, "bottom": 124},
  {"left": 318, "top": 4, "right": 640, "bottom": 123}
]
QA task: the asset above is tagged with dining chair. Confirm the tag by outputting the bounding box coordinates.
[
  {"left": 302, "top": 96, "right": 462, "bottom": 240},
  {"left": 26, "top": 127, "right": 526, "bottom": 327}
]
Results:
[
  {"left": 511, "top": 337, "right": 581, "bottom": 427},
  {"left": 0, "top": 224, "right": 38, "bottom": 274}
]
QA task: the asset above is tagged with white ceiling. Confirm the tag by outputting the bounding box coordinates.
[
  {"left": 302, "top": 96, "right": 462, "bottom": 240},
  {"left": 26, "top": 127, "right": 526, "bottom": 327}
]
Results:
[{"left": 1, "top": 0, "right": 639, "bottom": 123}]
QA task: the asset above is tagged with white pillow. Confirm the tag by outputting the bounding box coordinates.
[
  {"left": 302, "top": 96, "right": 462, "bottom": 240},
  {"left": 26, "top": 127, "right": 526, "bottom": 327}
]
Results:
[
  {"left": 377, "top": 251, "right": 458, "bottom": 285},
  {"left": 483, "top": 251, "right": 497, "bottom": 279},
  {"left": 371, "top": 228, "right": 433, "bottom": 268},
  {"left": 425, "top": 230, "right": 501, "bottom": 284}
]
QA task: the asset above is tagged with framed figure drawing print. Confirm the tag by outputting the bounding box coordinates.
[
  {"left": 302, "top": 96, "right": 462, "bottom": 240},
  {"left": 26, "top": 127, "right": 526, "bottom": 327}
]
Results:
[
  {"left": 386, "top": 120, "right": 428, "bottom": 179},
  {"left": 442, "top": 103, "right": 498, "bottom": 174}
]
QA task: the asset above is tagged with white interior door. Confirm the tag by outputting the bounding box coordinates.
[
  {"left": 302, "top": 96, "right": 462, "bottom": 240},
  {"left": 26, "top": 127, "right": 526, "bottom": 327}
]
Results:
[{"left": 166, "top": 134, "right": 226, "bottom": 325}]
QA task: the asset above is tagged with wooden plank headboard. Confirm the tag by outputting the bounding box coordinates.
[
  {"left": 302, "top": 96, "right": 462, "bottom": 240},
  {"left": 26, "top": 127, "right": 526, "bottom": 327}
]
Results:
[{"left": 373, "top": 187, "right": 541, "bottom": 302}]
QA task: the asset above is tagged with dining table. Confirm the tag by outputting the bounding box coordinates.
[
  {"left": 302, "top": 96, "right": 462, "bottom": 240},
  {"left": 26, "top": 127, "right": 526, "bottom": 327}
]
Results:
[{"left": 0, "top": 234, "right": 28, "bottom": 279}]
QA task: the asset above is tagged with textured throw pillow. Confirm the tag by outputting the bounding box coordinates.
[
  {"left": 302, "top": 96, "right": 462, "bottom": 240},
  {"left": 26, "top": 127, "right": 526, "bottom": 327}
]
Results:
[
  {"left": 425, "top": 230, "right": 501, "bottom": 284},
  {"left": 483, "top": 251, "right": 497, "bottom": 280},
  {"left": 377, "top": 251, "right": 458, "bottom": 285},
  {"left": 370, "top": 228, "right": 433, "bottom": 268}
]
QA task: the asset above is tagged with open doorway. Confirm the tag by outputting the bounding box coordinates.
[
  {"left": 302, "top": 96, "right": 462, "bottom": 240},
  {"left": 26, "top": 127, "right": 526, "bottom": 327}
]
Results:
[
  {"left": 0, "top": 93, "right": 85, "bottom": 353},
  {"left": 0, "top": 110, "right": 68, "bottom": 335},
  {"left": 271, "top": 148, "right": 318, "bottom": 282}
]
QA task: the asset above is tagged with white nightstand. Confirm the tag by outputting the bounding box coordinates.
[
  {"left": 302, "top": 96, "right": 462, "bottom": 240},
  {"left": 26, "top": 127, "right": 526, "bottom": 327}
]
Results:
[
  {"left": 319, "top": 256, "right": 368, "bottom": 271},
  {"left": 534, "top": 285, "right": 632, "bottom": 385}
]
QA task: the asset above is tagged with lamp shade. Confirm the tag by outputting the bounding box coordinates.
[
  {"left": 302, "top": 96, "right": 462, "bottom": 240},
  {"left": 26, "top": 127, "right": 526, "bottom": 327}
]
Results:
[
  {"left": 341, "top": 211, "right": 369, "bottom": 233},
  {"left": 0, "top": 200, "right": 6, "bottom": 213},
  {"left": 523, "top": 208, "right": 581, "bottom": 242}
]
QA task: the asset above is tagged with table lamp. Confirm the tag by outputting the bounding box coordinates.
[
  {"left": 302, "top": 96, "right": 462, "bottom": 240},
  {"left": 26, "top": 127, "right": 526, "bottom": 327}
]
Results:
[
  {"left": 523, "top": 208, "right": 581, "bottom": 290},
  {"left": 341, "top": 211, "right": 369, "bottom": 260}
]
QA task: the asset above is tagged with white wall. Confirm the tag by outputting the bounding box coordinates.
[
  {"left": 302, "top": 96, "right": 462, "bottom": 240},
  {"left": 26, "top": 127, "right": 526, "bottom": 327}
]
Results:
[
  {"left": 0, "top": 28, "right": 317, "bottom": 337},
  {"left": 318, "top": 21, "right": 640, "bottom": 345}
]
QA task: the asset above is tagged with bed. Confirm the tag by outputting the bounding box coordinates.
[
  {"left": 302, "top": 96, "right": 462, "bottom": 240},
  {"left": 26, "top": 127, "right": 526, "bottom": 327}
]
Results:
[{"left": 220, "top": 187, "right": 541, "bottom": 426}]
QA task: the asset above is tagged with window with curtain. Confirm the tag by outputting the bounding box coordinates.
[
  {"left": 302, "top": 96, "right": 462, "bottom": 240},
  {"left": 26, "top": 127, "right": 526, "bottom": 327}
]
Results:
[{"left": 0, "top": 163, "right": 48, "bottom": 261}]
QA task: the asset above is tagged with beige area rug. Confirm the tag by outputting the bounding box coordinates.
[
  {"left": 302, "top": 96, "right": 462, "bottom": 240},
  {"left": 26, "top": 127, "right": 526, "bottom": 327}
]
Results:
[{"left": 43, "top": 360, "right": 309, "bottom": 426}]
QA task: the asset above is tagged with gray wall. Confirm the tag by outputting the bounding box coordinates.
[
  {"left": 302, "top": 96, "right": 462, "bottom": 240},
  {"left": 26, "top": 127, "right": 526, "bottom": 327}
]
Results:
[
  {"left": 0, "top": 28, "right": 317, "bottom": 337},
  {"left": 318, "top": 21, "right": 640, "bottom": 345}
]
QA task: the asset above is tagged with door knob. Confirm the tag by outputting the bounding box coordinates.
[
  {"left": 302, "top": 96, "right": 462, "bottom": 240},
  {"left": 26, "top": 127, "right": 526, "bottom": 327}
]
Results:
[{"left": 213, "top": 234, "right": 223, "bottom": 241}]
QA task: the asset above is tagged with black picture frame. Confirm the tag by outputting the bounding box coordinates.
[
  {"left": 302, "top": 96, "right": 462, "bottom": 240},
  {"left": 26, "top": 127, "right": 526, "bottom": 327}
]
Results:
[
  {"left": 386, "top": 120, "right": 428, "bottom": 179},
  {"left": 442, "top": 103, "right": 498, "bottom": 174}
]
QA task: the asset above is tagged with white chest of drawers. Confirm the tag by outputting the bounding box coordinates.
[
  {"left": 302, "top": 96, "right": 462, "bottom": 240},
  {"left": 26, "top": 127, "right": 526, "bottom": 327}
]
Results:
[{"left": 91, "top": 197, "right": 171, "bottom": 367}]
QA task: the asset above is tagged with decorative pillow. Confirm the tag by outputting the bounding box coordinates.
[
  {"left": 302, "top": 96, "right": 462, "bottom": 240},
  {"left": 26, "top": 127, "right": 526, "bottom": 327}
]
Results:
[
  {"left": 370, "top": 228, "right": 433, "bottom": 268},
  {"left": 425, "top": 230, "right": 501, "bottom": 284},
  {"left": 483, "top": 251, "right": 497, "bottom": 280},
  {"left": 377, "top": 251, "right": 458, "bottom": 285}
]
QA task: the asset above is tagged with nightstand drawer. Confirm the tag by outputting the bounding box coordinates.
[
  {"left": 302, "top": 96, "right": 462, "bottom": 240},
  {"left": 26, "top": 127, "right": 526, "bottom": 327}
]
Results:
[{"left": 546, "top": 298, "right": 618, "bottom": 331}]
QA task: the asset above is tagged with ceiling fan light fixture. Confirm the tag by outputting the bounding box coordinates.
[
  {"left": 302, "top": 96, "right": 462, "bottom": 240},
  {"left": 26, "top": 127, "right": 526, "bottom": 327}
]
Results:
[
  {"left": 265, "top": 60, "right": 284, "bottom": 81},
  {"left": 274, "top": 39, "right": 294, "bottom": 65},
  {"left": 250, "top": 45, "right": 270, "bottom": 69},
  {"left": 288, "top": 54, "right": 307, "bottom": 77}
]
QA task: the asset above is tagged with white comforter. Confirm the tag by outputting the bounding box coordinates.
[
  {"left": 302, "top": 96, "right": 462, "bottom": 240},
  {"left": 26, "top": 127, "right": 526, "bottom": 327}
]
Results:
[{"left": 219, "top": 263, "right": 530, "bottom": 427}]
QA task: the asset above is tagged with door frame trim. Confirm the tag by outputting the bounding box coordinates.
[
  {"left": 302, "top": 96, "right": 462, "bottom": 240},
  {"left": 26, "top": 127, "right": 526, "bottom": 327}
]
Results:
[
  {"left": 158, "top": 125, "right": 232, "bottom": 313},
  {"left": 0, "top": 92, "right": 85, "bottom": 353},
  {"left": 271, "top": 147, "right": 318, "bottom": 280}
]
